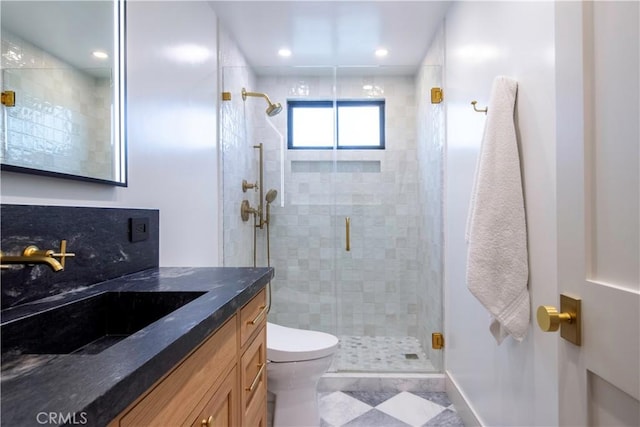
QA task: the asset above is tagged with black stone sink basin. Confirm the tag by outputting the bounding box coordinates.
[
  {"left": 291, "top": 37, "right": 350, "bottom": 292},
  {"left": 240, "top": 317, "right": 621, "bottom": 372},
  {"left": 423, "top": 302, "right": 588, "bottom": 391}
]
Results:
[{"left": 1, "top": 291, "right": 205, "bottom": 356}]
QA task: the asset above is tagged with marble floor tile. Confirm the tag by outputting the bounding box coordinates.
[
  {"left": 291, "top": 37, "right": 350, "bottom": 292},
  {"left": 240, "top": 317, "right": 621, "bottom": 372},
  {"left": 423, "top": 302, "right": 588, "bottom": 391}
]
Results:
[
  {"left": 319, "top": 391, "right": 372, "bottom": 426},
  {"left": 375, "top": 391, "right": 447, "bottom": 426},
  {"left": 319, "top": 391, "right": 465, "bottom": 427},
  {"left": 343, "top": 391, "right": 399, "bottom": 406},
  {"left": 422, "top": 409, "right": 465, "bottom": 427},
  {"left": 342, "top": 409, "right": 411, "bottom": 427},
  {"left": 412, "top": 391, "right": 452, "bottom": 407},
  {"left": 270, "top": 390, "right": 464, "bottom": 427}
]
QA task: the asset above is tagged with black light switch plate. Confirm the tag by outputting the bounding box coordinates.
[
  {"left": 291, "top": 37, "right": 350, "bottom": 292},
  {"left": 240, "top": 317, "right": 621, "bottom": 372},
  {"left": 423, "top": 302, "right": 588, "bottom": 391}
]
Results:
[{"left": 129, "top": 217, "right": 149, "bottom": 242}]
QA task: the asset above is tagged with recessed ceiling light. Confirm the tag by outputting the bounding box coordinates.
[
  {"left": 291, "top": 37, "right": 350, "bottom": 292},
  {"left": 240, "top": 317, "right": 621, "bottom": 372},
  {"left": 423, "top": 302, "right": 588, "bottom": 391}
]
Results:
[
  {"left": 375, "top": 48, "right": 388, "bottom": 57},
  {"left": 278, "top": 48, "right": 292, "bottom": 57},
  {"left": 92, "top": 50, "right": 109, "bottom": 60}
]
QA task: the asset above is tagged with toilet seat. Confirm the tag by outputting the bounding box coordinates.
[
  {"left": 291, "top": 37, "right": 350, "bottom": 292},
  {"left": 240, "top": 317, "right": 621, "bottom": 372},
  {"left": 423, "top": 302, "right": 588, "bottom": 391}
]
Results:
[{"left": 267, "top": 322, "right": 339, "bottom": 362}]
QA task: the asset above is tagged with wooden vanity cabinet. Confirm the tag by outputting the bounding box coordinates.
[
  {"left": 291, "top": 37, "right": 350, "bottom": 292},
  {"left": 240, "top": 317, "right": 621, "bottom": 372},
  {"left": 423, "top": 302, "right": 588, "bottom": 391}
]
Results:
[
  {"left": 239, "top": 289, "right": 268, "bottom": 426},
  {"left": 188, "top": 366, "right": 238, "bottom": 427},
  {"left": 109, "top": 289, "right": 267, "bottom": 427}
]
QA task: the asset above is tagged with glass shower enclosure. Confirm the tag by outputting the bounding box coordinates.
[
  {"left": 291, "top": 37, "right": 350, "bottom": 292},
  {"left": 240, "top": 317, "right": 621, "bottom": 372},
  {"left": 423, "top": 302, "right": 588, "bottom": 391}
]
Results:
[{"left": 221, "top": 65, "right": 444, "bottom": 374}]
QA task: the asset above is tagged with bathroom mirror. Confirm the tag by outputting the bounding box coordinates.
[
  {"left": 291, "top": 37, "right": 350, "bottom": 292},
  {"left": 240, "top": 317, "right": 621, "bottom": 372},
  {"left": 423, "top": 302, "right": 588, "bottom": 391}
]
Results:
[{"left": 0, "top": 0, "right": 126, "bottom": 186}]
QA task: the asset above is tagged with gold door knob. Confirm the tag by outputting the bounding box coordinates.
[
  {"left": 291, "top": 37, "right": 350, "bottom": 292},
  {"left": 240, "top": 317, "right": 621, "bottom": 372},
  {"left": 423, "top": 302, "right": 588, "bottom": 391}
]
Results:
[
  {"left": 536, "top": 305, "right": 574, "bottom": 332},
  {"left": 536, "top": 295, "right": 582, "bottom": 346},
  {"left": 201, "top": 415, "right": 213, "bottom": 427}
]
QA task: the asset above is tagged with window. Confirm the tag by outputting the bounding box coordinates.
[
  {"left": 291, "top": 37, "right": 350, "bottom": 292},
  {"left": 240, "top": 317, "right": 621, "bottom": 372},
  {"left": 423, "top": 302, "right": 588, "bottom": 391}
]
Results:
[{"left": 287, "top": 100, "right": 385, "bottom": 149}]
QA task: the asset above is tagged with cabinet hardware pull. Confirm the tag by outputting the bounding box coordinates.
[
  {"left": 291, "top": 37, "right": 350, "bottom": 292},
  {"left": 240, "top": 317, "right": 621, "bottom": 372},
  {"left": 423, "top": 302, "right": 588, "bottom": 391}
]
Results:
[
  {"left": 201, "top": 415, "right": 213, "bottom": 427},
  {"left": 248, "top": 305, "right": 267, "bottom": 325},
  {"left": 246, "top": 363, "right": 266, "bottom": 392}
]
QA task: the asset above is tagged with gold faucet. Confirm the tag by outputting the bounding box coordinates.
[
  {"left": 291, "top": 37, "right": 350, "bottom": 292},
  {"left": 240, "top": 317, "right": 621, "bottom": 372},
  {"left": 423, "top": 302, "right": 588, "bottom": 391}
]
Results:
[{"left": 1, "top": 240, "right": 75, "bottom": 272}]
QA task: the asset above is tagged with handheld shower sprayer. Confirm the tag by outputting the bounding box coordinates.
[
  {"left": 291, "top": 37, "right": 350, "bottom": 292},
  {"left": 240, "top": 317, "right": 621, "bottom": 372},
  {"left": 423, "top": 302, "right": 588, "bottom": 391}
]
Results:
[
  {"left": 265, "top": 189, "right": 278, "bottom": 225},
  {"left": 265, "top": 189, "right": 278, "bottom": 204},
  {"left": 242, "top": 88, "right": 282, "bottom": 117}
]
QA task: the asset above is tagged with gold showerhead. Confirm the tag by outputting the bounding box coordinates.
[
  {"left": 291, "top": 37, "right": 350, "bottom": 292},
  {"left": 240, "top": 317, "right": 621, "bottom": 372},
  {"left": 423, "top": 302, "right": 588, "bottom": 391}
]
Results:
[{"left": 242, "top": 88, "right": 282, "bottom": 117}]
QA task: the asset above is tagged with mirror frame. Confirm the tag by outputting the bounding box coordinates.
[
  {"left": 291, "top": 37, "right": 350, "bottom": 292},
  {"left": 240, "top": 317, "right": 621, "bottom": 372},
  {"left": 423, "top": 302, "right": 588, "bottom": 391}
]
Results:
[{"left": 1, "top": 0, "right": 127, "bottom": 187}]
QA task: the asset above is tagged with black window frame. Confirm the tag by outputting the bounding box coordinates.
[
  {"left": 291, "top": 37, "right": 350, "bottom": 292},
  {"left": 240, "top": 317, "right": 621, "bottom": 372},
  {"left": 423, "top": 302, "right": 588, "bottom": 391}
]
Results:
[{"left": 287, "top": 99, "right": 386, "bottom": 150}]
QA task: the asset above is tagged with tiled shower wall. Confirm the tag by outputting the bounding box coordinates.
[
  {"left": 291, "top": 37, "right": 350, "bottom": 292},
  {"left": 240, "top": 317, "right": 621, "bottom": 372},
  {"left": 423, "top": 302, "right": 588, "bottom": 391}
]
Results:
[
  {"left": 0, "top": 30, "right": 112, "bottom": 179},
  {"left": 253, "top": 73, "right": 423, "bottom": 339},
  {"left": 219, "top": 26, "right": 259, "bottom": 267}
]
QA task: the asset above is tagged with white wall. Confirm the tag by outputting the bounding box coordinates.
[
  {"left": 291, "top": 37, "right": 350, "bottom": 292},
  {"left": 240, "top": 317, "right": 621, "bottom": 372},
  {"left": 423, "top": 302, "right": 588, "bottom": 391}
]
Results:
[
  {"left": 0, "top": 1, "right": 220, "bottom": 267},
  {"left": 441, "top": 2, "right": 558, "bottom": 425}
]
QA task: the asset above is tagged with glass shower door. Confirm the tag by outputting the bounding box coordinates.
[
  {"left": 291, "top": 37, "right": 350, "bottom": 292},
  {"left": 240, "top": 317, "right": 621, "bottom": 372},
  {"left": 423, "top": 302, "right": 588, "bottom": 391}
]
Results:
[
  {"left": 251, "top": 67, "right": 340, "bottom": 340},
  {"left": 221, "top": 64, "right": 444, "bottom": 374},
  {"left": 330, "top": 66, "right": 444, "bottom": 373}
]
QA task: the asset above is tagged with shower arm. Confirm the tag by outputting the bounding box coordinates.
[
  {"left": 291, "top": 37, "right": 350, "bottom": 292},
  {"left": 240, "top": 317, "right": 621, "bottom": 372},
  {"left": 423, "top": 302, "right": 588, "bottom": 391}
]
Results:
[{"left": 243, "top": 89, "right": 274, "bottom": 105}]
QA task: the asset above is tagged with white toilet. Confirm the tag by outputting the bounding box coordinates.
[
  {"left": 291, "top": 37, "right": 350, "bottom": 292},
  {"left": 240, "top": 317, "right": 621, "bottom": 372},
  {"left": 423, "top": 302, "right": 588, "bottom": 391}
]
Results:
[{"left": 267, "top": 322, "right": 339, "bottom": 427}]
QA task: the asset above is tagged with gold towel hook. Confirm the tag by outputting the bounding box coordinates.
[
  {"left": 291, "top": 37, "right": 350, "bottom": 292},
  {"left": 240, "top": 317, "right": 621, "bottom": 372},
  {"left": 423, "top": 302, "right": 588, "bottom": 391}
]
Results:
[{"left": 471, "top": 100, "right": 488, "bottom": 114}]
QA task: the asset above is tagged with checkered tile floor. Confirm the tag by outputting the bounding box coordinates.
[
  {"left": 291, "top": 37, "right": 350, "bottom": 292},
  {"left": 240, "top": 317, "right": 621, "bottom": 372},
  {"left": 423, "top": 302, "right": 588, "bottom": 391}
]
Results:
[{"left": 319, "top": 391, "right": 465, "bottom": 427}]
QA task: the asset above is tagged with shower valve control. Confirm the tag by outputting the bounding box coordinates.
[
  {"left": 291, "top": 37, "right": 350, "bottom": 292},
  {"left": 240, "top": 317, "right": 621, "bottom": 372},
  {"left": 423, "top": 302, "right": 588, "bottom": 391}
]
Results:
[{"left": 242, "top": 179, "right": 258, "bottom": 192}]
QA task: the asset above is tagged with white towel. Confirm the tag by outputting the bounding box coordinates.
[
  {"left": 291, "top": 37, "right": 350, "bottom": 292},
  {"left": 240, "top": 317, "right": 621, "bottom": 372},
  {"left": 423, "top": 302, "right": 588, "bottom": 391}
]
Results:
[{"left": 466, "top": 76, "right": 530, "bottom": 344}]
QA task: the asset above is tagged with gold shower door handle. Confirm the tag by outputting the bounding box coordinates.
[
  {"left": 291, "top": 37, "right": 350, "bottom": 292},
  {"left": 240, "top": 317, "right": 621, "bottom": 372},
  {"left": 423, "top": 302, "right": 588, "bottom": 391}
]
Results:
[{"left": 345, "top": 217, "right": 351, "bottom": 252}]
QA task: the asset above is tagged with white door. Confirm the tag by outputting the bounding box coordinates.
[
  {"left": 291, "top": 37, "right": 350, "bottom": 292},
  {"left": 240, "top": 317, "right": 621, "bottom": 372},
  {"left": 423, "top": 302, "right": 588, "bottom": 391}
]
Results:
[{"left": 555, "top": 1, "right": 639, "bottom": 425}]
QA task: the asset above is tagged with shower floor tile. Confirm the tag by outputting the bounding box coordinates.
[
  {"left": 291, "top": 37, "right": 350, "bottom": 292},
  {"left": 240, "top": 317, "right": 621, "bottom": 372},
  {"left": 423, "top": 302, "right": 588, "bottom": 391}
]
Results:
[{"left": 328, "top": 336, "right": 434, "bottom": 373}]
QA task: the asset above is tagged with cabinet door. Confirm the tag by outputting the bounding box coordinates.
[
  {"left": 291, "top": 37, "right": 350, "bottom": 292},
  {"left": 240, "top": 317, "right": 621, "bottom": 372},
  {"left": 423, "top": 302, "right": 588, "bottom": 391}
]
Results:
[
  {"left": 246, "top": 402, "right": 267, "bottom": 427},
  {"left": 241, "top": 325, "right": 267, "bottom": 424},
  {"left": 118, "top": 317, "right": 237, "bottom": 426},
  {"left": 191, "top": 366, "right": 237, "bottom": 427}
]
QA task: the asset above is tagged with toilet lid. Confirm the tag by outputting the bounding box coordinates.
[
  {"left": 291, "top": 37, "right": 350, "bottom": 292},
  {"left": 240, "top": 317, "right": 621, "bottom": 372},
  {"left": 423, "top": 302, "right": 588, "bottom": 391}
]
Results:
[{"left": 267, "top": 322, "right": 339, "bottom": 362}]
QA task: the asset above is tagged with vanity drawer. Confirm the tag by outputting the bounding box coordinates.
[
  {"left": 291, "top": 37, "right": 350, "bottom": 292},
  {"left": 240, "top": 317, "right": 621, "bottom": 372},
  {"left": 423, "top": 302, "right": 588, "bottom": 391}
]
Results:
[
  {"left": 241, "top": 324, "right": 267, "bottom": 422},
  {"left": 240, "top": 288, "right": 267, "bottom": 347},
  {"left": 117, "top": 316, "right": 237, "bottom": 426}
]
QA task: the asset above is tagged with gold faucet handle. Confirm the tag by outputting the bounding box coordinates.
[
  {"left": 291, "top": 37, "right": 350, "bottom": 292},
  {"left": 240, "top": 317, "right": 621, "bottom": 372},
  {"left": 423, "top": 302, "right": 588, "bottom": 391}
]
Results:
[
  {"left": 50, "top": 240, "right": 75, "bottom": 269},
  {"left": 22, "top": 245, "right": 53, "bottom": 257},
  {"left": 242, "top": 179, "right": 259, "bottom": 192}
]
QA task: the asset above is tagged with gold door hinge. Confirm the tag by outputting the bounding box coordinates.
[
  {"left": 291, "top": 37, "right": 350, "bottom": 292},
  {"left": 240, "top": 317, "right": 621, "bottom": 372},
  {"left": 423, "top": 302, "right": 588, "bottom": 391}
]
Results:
[
  {"left": 430, "top": 87, "right": 443, "bottom": 104},
  {"left": 432, "top": 332, "right": 444, "bottom": 349},
  {"left": 1, "top": 91, "right": 15, "bottom": 107}
]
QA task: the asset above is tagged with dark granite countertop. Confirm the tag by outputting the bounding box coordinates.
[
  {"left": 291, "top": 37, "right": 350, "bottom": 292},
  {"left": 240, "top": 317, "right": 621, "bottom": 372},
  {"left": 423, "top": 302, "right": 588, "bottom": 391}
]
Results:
[{"left": 0, "top": 267, "right": 273, "bottom": 427}]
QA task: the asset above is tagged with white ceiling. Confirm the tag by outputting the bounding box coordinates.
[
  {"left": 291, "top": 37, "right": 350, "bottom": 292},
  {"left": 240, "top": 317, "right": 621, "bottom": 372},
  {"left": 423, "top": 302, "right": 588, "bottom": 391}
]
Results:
[{"left": 209, "top": 1, "right": 451, "bottom": 75}]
